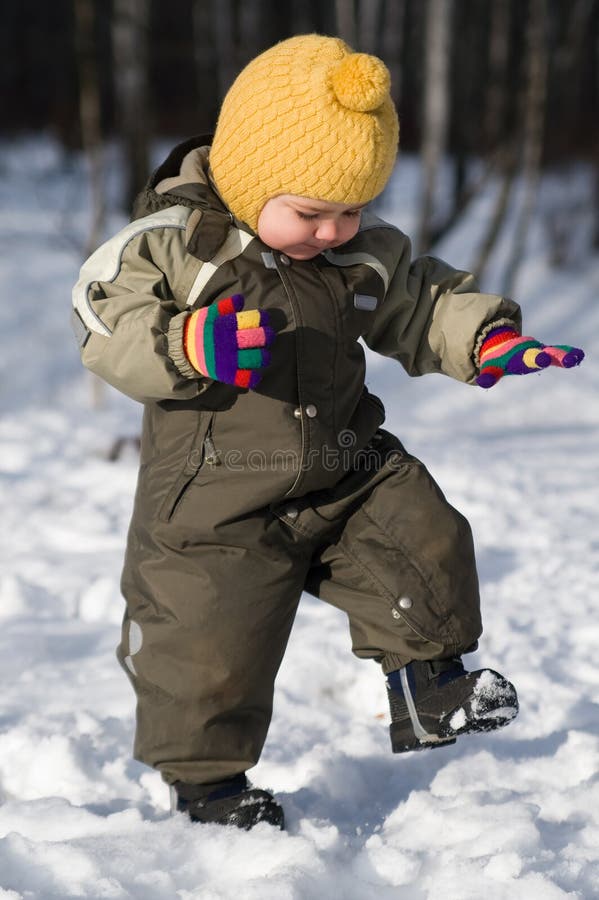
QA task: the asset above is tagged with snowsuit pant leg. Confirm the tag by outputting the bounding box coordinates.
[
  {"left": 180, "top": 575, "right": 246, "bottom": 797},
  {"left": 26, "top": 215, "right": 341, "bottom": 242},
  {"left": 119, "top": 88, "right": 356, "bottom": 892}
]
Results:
[
  {"left": 119, "top": 429, "right": 481, "bottom": 785},
  {"left": 303, "top": 431, "right": 482, "bottom": 673},
  {"left": 119, "top": 504, "right": 313, "bottom": 786}
]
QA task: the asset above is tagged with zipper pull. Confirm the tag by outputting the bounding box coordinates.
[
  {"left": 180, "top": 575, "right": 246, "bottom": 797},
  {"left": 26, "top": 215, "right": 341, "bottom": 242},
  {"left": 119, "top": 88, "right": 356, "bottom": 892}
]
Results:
[{"left": 204, "top": 432, "right": 221, "bottom": 466}]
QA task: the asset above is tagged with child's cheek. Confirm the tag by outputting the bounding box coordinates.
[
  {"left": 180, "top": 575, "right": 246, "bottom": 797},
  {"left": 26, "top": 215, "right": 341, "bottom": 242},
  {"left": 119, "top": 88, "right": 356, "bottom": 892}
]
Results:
[{"left": 342, "top": 219, "right": 360, "bottom": 244}]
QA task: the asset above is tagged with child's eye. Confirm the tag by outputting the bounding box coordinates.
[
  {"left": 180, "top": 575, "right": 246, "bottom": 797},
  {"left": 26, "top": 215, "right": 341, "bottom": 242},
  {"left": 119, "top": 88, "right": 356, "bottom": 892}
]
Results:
[{"left": 295, "top": 210, "right": 362, "bottom": 221}]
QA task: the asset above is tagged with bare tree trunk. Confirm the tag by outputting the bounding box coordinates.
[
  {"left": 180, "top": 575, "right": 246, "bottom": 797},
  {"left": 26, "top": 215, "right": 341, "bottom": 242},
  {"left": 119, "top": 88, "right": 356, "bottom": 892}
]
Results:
[
  {"left": 554, "top": 0, "right": 596, "bottom": 85},
  {"left": 73, "top": 0, "right": 107, "bottom": 410},
  {"left": 335, "top": 0, "right": 357, "bottom": 48},
  {"left": 468, "top": 0, "right": 514, "bottom": 284},
  {"left": 594, "top": 155, "right": 599, "bottom": 250},
  {"left": 73, "top": 0, "right": 105, "bottom": 258},
  {"left": 417, "top": 0, "right": 453, "bottom": 254},
  {"left": 290, "top": 0, "right": 313, "bottom": 35},
  {"left": 381, "top": 0, "right": 406, "bottom": 106},
  {"left": 238, "top": 0, "right": 262, "bottom": 66},
  {"left": 112, "top": 0, "right": 150, "bottom": 210},
  {"left": 502, "top": 0, "right": 548, "bottom": 296},
  {"left": 192, "top": 0, "right": 219, "bottom": 131},
  {"left": 359, "top": 0, "right": 384, "bottom": 54},
  {"left": 595, "top": 6, "right": 599, "bottom": 249},
  {"left": 211, "top": 0, "right": 237, "bottom": 100},
  {"left": 484, "top": 0, "right": 511, "bottom": 152}
]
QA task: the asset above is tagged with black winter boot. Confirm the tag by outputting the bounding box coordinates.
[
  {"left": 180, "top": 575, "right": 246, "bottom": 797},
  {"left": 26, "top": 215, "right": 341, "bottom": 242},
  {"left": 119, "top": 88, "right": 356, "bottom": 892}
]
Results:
[
  {"left": 387, "top": 657, "right": 518, "bottom": 752},
  {"left": 172, "top": 773, "right": 284, "bottom": 830}
]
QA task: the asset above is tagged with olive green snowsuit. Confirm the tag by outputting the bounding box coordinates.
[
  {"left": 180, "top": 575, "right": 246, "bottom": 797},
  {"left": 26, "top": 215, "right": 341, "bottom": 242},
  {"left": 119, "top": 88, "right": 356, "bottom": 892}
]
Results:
[{"left": 72, "top": 138, "right": 521, "bottom": 784}]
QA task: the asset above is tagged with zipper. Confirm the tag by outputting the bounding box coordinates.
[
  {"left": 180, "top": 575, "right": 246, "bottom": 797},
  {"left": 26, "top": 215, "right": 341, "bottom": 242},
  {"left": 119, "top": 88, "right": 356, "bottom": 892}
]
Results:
[
  {"left": 203, "top": 426, "right": 221, "bottom": 466},
  {"left": 276, "top": 261, "right": 306, "bottom": 497},
  {"left": 158, "top": 411, "right": 218, "bottom": 521}
]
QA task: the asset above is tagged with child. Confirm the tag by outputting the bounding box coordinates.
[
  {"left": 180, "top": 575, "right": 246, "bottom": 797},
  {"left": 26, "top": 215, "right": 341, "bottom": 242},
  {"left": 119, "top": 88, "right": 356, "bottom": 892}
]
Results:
[{"left": 72, "top": 34, "right": 584, "bottom": 831}]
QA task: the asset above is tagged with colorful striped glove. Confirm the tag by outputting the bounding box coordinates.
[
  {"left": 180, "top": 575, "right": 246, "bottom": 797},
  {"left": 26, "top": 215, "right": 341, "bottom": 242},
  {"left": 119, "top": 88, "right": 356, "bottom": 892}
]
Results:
[
  {"left": 184, "top": 294, "right": 274, "bottom": 389},
  {"left": 476, "top": 326, "right": 584, "bottom": 389}
]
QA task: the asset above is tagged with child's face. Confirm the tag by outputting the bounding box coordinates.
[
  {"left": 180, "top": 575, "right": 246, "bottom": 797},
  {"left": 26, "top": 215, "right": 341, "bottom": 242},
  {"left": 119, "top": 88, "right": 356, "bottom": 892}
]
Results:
[{"left": 257, "top": 195, "right": 364, "bottom": 260}]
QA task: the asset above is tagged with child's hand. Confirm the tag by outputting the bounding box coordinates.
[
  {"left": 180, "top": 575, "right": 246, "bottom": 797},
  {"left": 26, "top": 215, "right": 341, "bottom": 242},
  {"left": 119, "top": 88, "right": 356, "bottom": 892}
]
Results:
[
  {"left": 184, "top": 294, "right": 275, "bottom": 389},
  {"left": 476, "top": 326, "right": 584, "bottom": 389}
]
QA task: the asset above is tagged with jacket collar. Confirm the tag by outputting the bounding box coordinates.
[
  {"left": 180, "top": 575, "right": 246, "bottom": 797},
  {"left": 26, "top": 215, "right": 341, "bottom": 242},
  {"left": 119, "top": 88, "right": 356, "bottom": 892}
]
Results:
[{"left": 131, "top": 136, "right": 248, "bottom": 261}]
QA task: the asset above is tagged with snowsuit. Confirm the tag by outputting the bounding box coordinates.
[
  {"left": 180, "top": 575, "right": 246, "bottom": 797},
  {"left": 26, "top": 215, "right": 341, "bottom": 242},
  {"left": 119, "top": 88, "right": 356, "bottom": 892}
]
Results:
[{"left": 72, "top": 138, "right": 521, "bottom": 785}]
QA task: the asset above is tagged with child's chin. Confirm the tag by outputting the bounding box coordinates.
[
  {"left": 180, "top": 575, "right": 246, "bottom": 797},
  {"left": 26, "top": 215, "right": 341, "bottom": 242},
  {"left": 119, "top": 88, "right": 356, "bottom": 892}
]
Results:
[{"left": 286, "top": 248, "right": 321, "bottom": 260}]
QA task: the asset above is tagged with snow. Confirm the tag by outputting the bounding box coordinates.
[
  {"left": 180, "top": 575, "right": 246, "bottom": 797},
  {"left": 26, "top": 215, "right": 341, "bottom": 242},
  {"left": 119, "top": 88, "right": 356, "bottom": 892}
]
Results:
[{"left": 1, "top": 135, "right": 598, "bottom": 898}]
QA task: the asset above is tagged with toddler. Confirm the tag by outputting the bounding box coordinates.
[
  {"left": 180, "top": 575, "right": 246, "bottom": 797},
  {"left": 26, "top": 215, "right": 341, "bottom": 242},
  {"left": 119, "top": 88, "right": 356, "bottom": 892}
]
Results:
[{"left": 72, "top": 34, "right": 584, "bottom": 830}]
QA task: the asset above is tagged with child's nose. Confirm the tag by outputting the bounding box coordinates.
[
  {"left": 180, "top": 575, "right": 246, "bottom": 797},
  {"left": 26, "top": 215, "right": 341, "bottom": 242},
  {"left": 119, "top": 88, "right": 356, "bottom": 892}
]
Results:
[{"left": 315, "top": 219, "right": 339, "bottom": 241}]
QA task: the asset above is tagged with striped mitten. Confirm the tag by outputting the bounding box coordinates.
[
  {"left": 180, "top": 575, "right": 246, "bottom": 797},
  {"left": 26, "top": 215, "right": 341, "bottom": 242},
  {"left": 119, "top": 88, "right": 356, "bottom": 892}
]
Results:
[
  {"left": 184, "top": 294, "right": 274, "bottom": 389},
  {"left": 476, "top": 326, "right": 584, "bottom": 389}
]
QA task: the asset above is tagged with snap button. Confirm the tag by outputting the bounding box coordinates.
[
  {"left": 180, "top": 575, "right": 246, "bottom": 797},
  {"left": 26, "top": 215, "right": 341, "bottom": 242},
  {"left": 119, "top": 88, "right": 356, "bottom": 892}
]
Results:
[
  {"left": 353, "top": 293, "right": 378, "bottom": 311},
  {"left": 293, "top": 407, "right": 302, "bottom": 419},
  {"left": 398, "top": 596, "right": 413, "bottom": 610},
  {"left": 305, "top": 404, "right": 317, "bottom": 418},
  {"left": 285, "top": 506, "right": 299, "bottom": 520},
  {"left": 261, "top": 251, "right": 277, "bottom": 269},
  {"left": 279, "top": 253, "right": 291, "bottom": 266},
  {"left": 391, "top": 609, "right": 401, "bottom": 619}
]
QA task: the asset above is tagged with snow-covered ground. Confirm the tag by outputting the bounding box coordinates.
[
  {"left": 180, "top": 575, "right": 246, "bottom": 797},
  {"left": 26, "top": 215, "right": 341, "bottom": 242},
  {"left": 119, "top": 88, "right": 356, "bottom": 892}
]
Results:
[{"left": 0, "top": 136, "right": 598, "bottom": 899}]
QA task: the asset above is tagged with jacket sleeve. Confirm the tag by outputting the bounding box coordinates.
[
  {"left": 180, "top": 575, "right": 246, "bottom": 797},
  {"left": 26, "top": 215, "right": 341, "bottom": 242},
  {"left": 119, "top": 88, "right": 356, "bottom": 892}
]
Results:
[
  {"left": 362, "top": 232, "right": 522, "bottom": 384},
  {"left": 72, "top": 211, "right": 208, "bottom": 403}
]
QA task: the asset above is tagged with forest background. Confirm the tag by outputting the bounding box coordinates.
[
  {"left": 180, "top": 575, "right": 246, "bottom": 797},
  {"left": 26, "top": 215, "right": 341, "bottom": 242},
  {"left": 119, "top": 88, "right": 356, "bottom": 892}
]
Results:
[{"left": 3, "top": 0, "right": 599, "bottom": 288}]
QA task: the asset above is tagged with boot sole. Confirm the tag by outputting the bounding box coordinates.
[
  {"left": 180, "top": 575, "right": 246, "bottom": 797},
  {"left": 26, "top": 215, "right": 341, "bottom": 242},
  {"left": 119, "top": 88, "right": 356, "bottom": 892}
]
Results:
[
  {"left": 390, "top": 723, "right": 457, "bottom": 752},
  {"left": 390, "top": 708, "right": 516, "bottom": 752},
  {"left": 390, "top": 671, "right": 519, "bottom": 753}
]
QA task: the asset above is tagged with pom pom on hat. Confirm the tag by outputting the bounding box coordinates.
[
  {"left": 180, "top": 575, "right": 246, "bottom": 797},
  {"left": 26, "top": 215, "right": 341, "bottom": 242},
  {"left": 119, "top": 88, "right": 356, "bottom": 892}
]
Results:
[
  {"left": 331, "top": 53, "right": 391, "bottom": 112},
  {"left": 210, "top": 34, "right": 399, "bottom": 231}
]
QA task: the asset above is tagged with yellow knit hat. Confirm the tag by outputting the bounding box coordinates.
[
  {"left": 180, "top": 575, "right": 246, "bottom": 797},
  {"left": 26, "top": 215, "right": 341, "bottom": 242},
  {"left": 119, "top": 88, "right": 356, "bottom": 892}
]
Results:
[{"left": 210, "top": 34, "right": 399, "bottom": 231}]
